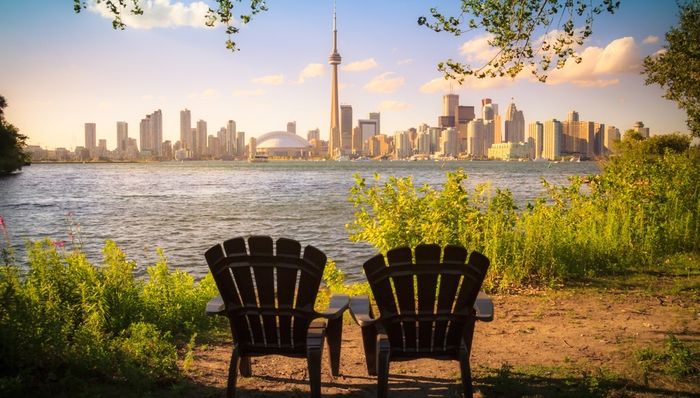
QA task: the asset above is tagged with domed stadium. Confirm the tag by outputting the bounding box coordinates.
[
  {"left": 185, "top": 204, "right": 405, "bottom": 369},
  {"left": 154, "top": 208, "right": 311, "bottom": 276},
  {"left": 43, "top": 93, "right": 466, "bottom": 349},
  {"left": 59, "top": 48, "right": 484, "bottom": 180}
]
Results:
[{"left": 255, "top": 131, "right": 311, "bottom": 158}]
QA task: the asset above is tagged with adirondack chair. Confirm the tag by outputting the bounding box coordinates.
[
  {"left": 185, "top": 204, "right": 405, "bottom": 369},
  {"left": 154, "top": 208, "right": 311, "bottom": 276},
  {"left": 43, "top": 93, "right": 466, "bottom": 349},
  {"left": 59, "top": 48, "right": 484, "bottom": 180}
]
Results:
[
  {"left": 349, "top": 244, "right": 493, "bottom": 398},
  {"left": 204, "top": 236, "right": 350, "bottom": 398}
]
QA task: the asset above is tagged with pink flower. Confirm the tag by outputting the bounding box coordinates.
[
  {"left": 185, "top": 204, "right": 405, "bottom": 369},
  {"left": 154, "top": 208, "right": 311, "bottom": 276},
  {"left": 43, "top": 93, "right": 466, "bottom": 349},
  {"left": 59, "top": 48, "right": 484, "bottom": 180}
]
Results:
[
  {"left": 53, "top": 240, "right": 65, "bottom": 248},
  {"left": 0, "top": 216, "right": 5, "bottom": 228}
]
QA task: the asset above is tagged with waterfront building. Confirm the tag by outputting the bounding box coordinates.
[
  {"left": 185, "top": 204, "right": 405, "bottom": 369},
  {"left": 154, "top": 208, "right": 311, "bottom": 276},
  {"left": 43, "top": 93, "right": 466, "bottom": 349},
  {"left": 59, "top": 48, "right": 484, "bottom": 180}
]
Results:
[
  {"left": 249, "top": 137, "right": 257, "bottom": 159},
  {"left": 440, "top": 94, "right": 459, "bottom": 127},
  {"left": 328, "top": 5, "right": 342, "bottom": 157},
  {"left": 256, "top": 131, "right": 311, "bottom": 158},
  {"left": 504, "top": 99, "right": 525, "bottom": 143},
  {"left": 604, "top": 125, "right": 620, "bottom": 155},
  {"left": 340, "top": 104, "right": 352, "bottom": 154},
  {"left": 116, "top": 121, "right": 128, "bottom": 152},
  {"left": 428, "top": 127, "right": 442, "bottom": 153},
  {"left": 236, "top": 131, "right": 245, "bottom": 157},
  {"left": 417, "top": 131, "right": 431, "bottom": 155},
  {"left": 467, "top": 119, "right": 486, "bottom": 158},
  {"left": 97, "top": 139, "right": 107, "bottom": 157},
  {"left": 439, "top": 127, "right": 459, "bottom": 157},
  {"left": 180, "top": 109, "right": 192, "bottom": 151},
  {"left": 196, "top": 119, "right": 207, "bottom": 157},
  {"left": 488, "top": 142, "right": 531, "bottom": 160},
  {"left": 217, "top": 128, "right": 227, "bottom": 156},
  {"left": 358, "top": 118, "right": 379, "bottom": 154},
  {"left": 368, "top": 134, "right": 391, "bottom": 158},
  {"left": 394, "top": 131, "right": 412, "bottom": 159},
  {"left": 369, "top": 112, "right": 381, "bottom": 135},
  {"left": 438, "top": 115, "right": 456, "bottom": 128},
  {"left": 149, "top": 109, "right": 163, "bottom": 156},
  {"left": 593, "top": 123, "right": 606, "bottom": 156},
  {"left": 139, "top": 117, "right": 150, "bottom": 153},
  {"left": 286, "top": 121, "right": 296, "bottom": 134},
  {"left": 632, "top": 121, "right": 650, "bottom": 138},
  {"left": 84, "top": 123, "right": 96, "bottom": 154},
  {"left": 543, "top": 119, "right": 562, "bottom": 160},
  {"left": 351, "top": 126, "right": 362, "bottom": 155},
  {"left": 227, "top": 120, "right": 236, "bottom": 155},
  {"left": 527, "top": 121, "right": 544, "bottom": 159},
  {"left": 162, "top": 140, "right": 173, "bottom": 160}
]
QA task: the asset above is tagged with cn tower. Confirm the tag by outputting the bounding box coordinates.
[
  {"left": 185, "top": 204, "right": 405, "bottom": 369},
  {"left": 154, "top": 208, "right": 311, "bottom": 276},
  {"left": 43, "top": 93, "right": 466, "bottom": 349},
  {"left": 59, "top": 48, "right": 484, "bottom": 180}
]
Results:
[{"left": 328, "top": 2, "right": 341, "bottom": 158}]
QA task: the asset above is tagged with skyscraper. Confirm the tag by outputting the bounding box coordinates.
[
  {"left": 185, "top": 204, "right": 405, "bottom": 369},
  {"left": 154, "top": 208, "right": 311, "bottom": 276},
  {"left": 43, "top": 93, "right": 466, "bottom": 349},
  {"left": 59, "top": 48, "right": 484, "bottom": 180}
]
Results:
[
  {"left": 149, "top": 109, "right": 163, "bottom": 156},
  {"left": 84, "top": 123, "right": 96, "bottom": 152},
  {"left": 236, "top": 131, "right": 245, "bottom": 157},
  {"left": 543, "top": 119, "right": 562, "bottom": 160},
  {"left": 504, "top": 100, "right": 525, "bottom": 143},
  {"left": 139, "top": 117, "right": 150, "bottom": 153},
  {"left": 196, "top": 120, "right": 207, "bottom": 157},
  {"left": 227, "top": 120, "right": 236, "bottom": 155},
  {"left": 340, "top": 105, "right": 353, "bottom": 154},
  {"left": 116, "top": 121, "right": 128, "bottom": 152},
  {"left": 369, "top": 112, "right": 381, "bottom": 135},
  {"left": 180, "top": 109, "right": 191, "bottom": 151},
  {"left": 328, "top": 4, "right": 342, "bottom": 157},
  {"left": 443, "top": 94, "right": 459, "bottom": 122},
  {"left": 287, "top": 121, "right": 296, "bottom": 134}
]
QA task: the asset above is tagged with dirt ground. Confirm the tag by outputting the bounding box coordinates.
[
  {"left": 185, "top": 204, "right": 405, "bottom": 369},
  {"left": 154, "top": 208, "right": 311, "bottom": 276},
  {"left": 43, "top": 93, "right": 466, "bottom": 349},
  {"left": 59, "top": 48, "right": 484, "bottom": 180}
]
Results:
[{"left": 186, "top": 288, "right": 699, "bottom": 397}]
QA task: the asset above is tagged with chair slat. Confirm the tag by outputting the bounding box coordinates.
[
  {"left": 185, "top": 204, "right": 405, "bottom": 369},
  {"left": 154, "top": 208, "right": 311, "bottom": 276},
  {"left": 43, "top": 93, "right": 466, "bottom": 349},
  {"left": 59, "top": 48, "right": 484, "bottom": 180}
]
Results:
[
  {"left": 293, "top": 245, "right": 326, "bottom": 346},
  {"left": 415, "top": 244, "right": 440, "bottom": 349},
  {"left": 248, "top": 237, "right": 278, "bottom": 347},
  {"left": 387, "top": 247, "right": 416, "bottom": 351},
  {"left": 275, "top": 238, "right": 301, "bottom": 347}
]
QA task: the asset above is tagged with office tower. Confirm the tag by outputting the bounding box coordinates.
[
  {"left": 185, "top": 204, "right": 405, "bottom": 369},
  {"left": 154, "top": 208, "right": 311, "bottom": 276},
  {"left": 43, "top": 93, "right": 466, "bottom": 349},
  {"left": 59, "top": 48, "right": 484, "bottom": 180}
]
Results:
[
  {"left": 180, "top": 109, "right": 191, "bottom": 150},
  {"left": 139, "top": 117, "right": 150, "bottom": 153},
  {"left": 394, "top": 131, "right": 412, "bottom": 159},
  {"left": 604, "top": 126, "right": 620, "bottom": 155},
  {"left": 116, "top": 121, "right": 128, "bottom": 152},
  {"left": 358, "top": 118, "right": 379, "bottom": 154},
  {"left": 467, "top": 119, "right": 486, "bottom": 158},
  {"left": 443, "top": 94, "right": 459, "bottom": 118},
  {"left": 593, "top": 123, "right": 605, "bottom": 156},
  {"left": 368, "top": 134, "right": 390, "bottom": 157},
  {"left": 97, "top": 139, "right": 107, "bottom": 156},
  {"left": 196, "top": 120, "right": 207, "bottom": 156},
  {"left": 567, "top": 110, "right": 579, "bottom": 122},
  {"left": 504, "top": 100, "right": 525, "bottom": 143},
  {"left": 417, "top": 132, "right": 431, "bottom": 155},
  {"left": 236, "top": 131, "right": 245, "bottom": 157},
  {"left": 227, "top": 120, "right": 236, "bottom": 155},
  {"left": 84, "top": 123, "right": 96, "bottom": 152},
  {"left": 428, "top": 127, "right": 442, "bottom": 153},
  {"left": 438, "top": 115, "right": 456, "bottom": 128},
  {"left": 632, "top": 121, "right": 650, "bottom": 138},
  {"left": 440, "top": 127, "right": 459, "bottom": 157},
  {"left": 481, "top": 98, "right": 493, "bottom": 120},
  {"left": 543, "top": 119, "right": 562, "bottom": 160},
  {"left": 351, "top": 126, "right": 362, "bottom": 155},
  {"left": 328, "top": 5, "right": 342, "bottom": 157},
  {"left": 217, "top": 127, "right": 227, "bottom": 156},
  {"left": 191, "top": 128, "right": 198, "bottom": 156},
  {"left": 307, "top": 128, "right": 320, "bottom": 143},
  {"left": 249, "top": 137, "right": 257, "bottom": 159},
  {"left": 369, "top": 112, "right": 381, "bottom": 135},
  {"left": 162, "top": 140, "right": 173, "bottom": 160},
  {"left": 456, "top": 106, "right": 475, "bottom": 124},
  {"left": 287, "top": 121, "right": 296, "bottom": 134},
  {"left": 527, "top": 121, "right": 544, "bottom": 159},
  {"left": 149, "top": 109, "right": 163, "bottom": 156},
  {"left": 340, "top": 105, "right": 353, "bottom": 154}
]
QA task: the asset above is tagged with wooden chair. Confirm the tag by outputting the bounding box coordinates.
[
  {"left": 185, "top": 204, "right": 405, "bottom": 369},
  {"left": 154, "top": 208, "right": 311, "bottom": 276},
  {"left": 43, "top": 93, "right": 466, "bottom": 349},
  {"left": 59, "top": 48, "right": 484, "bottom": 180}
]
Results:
[
  {"left": 349, "top": 244, "right": 493, "bottom": 398},
  {"left": 205, "top": 236, "right": 349, "bottom": 398}
]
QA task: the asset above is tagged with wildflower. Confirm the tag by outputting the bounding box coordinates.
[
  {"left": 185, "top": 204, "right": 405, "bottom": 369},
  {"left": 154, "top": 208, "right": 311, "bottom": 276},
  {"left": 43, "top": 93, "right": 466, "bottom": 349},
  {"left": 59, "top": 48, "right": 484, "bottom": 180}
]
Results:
[
  {"left": 53, "top": 240, "right": 65, "bottom": 248},
  {"left": 0, "top": 215, "right": 5, "bottom": 228}
]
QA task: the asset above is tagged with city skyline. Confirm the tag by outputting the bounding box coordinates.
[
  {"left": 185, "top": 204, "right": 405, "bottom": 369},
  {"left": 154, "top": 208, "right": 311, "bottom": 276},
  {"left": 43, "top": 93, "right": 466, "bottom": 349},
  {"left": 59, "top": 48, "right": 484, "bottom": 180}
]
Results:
[{"left": 0, "top": 1, "right": 690, "bottom": 149}]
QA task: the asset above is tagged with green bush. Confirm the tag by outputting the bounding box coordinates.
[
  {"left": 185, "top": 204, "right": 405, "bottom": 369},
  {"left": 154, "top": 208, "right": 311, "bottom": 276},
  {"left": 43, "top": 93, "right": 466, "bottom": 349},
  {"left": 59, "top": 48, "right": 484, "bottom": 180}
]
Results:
[{"left": 347, "top": 137, "right": 700, "bottom": 290}]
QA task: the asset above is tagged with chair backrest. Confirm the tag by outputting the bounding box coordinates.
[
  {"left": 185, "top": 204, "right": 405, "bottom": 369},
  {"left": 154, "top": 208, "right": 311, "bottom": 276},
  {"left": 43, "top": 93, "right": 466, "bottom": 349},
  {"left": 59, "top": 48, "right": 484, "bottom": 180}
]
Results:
[
  {"left": 363, "top": 244, "right": 489, "bottom": 358},
  {"left": 205, "top": 236, "right": 327, "bottom": 355}
]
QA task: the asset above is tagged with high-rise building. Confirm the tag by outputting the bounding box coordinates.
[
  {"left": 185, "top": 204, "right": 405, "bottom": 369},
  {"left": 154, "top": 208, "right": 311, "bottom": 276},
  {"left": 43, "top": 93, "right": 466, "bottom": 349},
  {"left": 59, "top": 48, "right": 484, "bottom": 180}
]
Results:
[
  {"left": 527, "top": 121, "right": 544, "bottom": 159},
  {"left": 236, "top": 131, "right": 246, "bottom": 157},
  {"left": 358, "top": 118, "right": 379, "bottom": 154},
  {"left": 84, "top": 123, "right": 96, "bottom": 153},
  {"left": 149, "top": 109, "right": 163, "bottom": 156},
  {"left": 196, "top": 120, "right": 207, "bottom": 157},
  {"left": 543, "top": 119, "right": 562, "bottom": 160},
  {"left": 440, "top": 127, "right": 459, "bottom": 157},
  {"left": 180, "top": 109, "right": 191, "bottom": 150},
  {"left": 287, "top": 121, "right": 296, "bottom": 134},
  {"left": 467, "top": 119, "right": 486, "bottom": 158},
  {"left": 443, "top": 94, "right": 459, "bottom": 118},
  {"left": 394, "top": 131, "right": 412, "bottom": 159},
  {"left": 604, "top": 126, "right": 620, "bottom": 155},
  {"left": 217, "top": 127, "right": 227, "bottom": 156},
  {"left": 417, "top": 132, "right": 431, "bottom": 155},
  {"left": 116, "top": 121, "right": 128, "bottom": 152},
  {"left": 328, "top": 6, "right": 342, "bottom": 157},
  {"left": 249, "top": 137, "right": 257, "bottom": 159},
  {"left": 227, "top": 120, "right": 236, "bottom": 155},
  {"left": 351, "top": 126, "right": 362, "bottom": 155},
  {"left": 139, "top": 117, "right": 150, "bottom": 153},
  {"left": 369, "top": 112, "right": 381, "bottom": 135},
  {"left": 632, "top": 121, "right": 650, "bottom": 138},
  {"left": 504, "top": 99, "right": 525, "bottom": 143},
  {"left": 340, "top": 105, "right": 353, "bottom": 154}
]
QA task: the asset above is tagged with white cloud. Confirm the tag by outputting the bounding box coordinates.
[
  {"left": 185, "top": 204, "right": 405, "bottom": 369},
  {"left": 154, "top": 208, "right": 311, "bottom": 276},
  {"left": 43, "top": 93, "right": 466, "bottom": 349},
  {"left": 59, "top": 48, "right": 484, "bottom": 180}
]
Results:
[
  {"left": 88, "top": 0, "right": 210, "bottom": 29},
  {"left": 378, "top": 100, "right": 410, "bottom": 112},
  {"left": 188, "top": 88, "right": 219, "bottom": 99},
  {"left": 546, "top": 36, "right": 641, "bottom": 87},
  {"left": 364, "top": 72, "right": 405, "bottom": 93},
  {"left": 232, "top": 88, "right": 265, "bottom": 97},
  {"left": 459, "top": 34, "right": 499, "bottom": 64},
  {"left": 252, "top": 74, "right": 285, "bottom": 85},
  {"left": 643, "top": 35, "right": 659, "bottom": 45},
  {"left": 342, "top": 58, "right": 378, "bottom": 72},
  {"left": 419, "top": 74, "right": 519, "bottom": 93},
  {"left": 296, "top": 63, "right": 325, "bottom": 83}
]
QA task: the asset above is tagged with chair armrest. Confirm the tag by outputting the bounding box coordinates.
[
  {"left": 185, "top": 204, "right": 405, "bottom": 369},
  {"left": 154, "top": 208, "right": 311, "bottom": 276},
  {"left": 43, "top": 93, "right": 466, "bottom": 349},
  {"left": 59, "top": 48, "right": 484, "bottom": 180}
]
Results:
[
  {"left": 474, "top": 291, "right": 494, "bottom": 322},
  {"left": 315, "top": 294, "right": 350, "bottom": 319},
  {"left": 349, "top": 295, "right": 379, "bottom": 327},
  {"left": 206, "top": 295, "right": 226, "bottom": 316}
]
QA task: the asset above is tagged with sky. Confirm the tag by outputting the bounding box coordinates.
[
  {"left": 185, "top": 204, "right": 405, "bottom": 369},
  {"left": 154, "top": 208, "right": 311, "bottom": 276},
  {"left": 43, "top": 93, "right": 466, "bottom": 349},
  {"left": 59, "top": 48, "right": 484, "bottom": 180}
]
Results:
[{"left": 0, "top": 0, "right": 690, "bottom": 150}]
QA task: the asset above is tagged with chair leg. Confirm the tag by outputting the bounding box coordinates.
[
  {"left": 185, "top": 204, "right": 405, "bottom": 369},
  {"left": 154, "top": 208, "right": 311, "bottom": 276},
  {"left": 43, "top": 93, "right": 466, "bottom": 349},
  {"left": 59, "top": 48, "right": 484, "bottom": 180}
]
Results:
[
  {"left": 307, "top": 345, "right": 323, "bottom": 398},
  {"left": 227, "top": 345, "right": 242, "bottom": 398},
  {"left": 376, "top": 332, "right": 390, "bottom": 398},
  {"left": 326, "top": 316, "right": 343, "bottom": 376},
  {"left": 239, "top": 356, "right": 252, "bottom": 377},
  {"left": 459, "top": 344, "right": 473, "bottom": 398},
  {"left": 361, "top": 324, "right": 378, "bottom": 376}
]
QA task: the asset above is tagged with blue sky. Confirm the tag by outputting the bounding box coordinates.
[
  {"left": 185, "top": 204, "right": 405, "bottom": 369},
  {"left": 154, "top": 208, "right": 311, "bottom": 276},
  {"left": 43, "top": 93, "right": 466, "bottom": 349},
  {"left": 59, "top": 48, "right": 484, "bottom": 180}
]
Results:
[{"left": 0, "top": 0, "right": 689, "bottom": 149}]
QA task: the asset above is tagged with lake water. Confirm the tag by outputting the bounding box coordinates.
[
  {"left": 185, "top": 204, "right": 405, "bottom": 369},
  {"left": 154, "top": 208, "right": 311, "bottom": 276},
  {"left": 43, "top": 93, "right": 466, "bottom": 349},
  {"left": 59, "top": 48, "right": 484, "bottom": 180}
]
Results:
[{"left": 0, "top": 160, "right": 599, "bottom": 280}]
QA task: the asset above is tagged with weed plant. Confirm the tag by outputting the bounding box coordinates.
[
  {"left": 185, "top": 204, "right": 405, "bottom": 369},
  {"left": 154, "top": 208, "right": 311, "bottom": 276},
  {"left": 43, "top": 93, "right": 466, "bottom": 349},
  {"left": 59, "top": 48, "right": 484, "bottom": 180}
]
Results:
[{"left": 347, "top": 134, "right": 700, "bottom": 290}]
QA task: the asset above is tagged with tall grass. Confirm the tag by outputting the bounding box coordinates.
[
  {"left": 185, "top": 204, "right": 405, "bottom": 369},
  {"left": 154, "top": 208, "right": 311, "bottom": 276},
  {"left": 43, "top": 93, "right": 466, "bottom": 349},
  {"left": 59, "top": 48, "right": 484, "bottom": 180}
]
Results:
[{"left": 347, "top": 136, "right": 700, "bottom": 290}]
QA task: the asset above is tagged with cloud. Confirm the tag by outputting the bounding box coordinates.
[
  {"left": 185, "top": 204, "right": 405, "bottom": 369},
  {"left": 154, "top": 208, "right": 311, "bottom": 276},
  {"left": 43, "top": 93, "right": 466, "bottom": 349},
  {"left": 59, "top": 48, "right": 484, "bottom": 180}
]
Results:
[
  {"left": 419, "top": 74, "right": 519, "bottom": 93},
  {"left": 364, "top": 72, "right": 405, "bottom": 93},
  {"left": 397, "top": 58, "right": 413, "bottom": 66},
  {"left": 342, "top": 58, "right": 378, "bottom": 72},
  {"left": 643, "top": 35, "right": 659, "bottom": 45},
  {"left": 546, "top": 36, "right": 641, "bottom": 87},
  {"left": 188, "top": 88, "right": 219, "bottom": 99},
  {"left": 459, "top": 34, "right": 499, "bottom": 64},
  {"left": 252, "top": 74, "right": 285, "bottom": 85},
  {"left": 378, "top": 100, "right": 410, "bottom": 112},
  {"left": 295, "top": 63, "right": 325, "bottom": 83},
  {"left": 232, "top": 88, "right": 265, "bottom": 97},
  {"left": 88, "top": 0, "right": 210, "bottom": 29}
]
